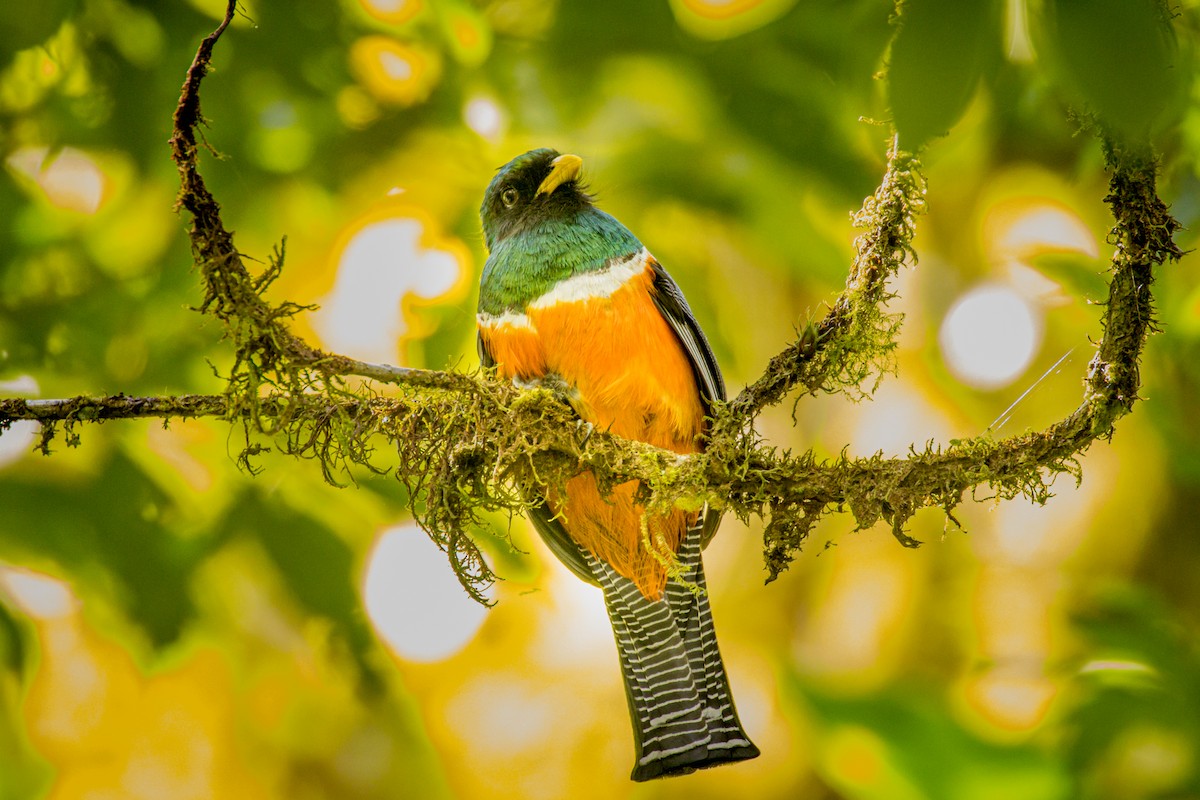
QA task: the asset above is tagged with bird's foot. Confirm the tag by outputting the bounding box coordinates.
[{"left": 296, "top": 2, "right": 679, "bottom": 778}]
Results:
[{"left": 575, "top": 419, "right": 594, "bottom": 446}]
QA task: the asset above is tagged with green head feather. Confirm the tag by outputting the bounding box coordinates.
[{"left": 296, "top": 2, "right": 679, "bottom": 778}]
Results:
[{"left": 478, "top": 149, "right": 642, "bottom": 314}]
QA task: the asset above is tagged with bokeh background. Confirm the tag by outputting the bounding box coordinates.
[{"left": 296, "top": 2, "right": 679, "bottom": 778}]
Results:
[{"left": 2, "top": 0, "right": 1200, "bottom": 798}]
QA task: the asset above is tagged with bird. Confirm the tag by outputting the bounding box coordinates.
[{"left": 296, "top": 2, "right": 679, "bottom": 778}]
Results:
[{"left": 476, "top": 148, "right": 759, "bottom": 781}]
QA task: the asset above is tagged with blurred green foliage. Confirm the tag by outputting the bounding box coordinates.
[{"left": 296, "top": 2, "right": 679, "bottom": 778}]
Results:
[
  {"left": 888, "top": 0, "right": 1004, "bottom": 149},
  {"left": 1, "top": 1, "right": 1199, "bottom": 798}
]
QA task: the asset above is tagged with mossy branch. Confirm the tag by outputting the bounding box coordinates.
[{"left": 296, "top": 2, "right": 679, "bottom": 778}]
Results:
[
  {"left": 0, "top": 3, "right": 1182, "bottom": 599},
  {"left": 169, "top": 2, "right": 460, "bottom": 405},
  {"left": 719, "top": 137, "right": 922, "bottom": 435}
]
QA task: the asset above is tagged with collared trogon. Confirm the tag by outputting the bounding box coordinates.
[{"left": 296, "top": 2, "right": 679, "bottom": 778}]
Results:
[{"left": 476, "top": 148, "right": 759, "bottom": 781}]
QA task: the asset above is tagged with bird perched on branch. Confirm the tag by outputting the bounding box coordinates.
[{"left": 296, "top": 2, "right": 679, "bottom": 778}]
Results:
[{"left": 476, "top": 148, "right": 759, "bottom": 781}]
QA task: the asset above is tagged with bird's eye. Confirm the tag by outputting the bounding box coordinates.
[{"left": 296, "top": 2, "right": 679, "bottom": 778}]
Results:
[{"left": 501, "top": 187, "right": 519, "bottom": 208}]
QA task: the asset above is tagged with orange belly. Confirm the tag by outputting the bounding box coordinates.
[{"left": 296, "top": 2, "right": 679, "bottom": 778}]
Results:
[{"left": 479, "top": 263, "right": 706, "bottom": 598}]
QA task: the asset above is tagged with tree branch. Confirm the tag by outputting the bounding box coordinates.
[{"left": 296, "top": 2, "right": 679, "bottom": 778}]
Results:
[
  {"left": 722, "top": 137, "right": 922, "bottom": 428},
  {"left": 0, "top": 7, "right": 1182, "bottom": 599}
]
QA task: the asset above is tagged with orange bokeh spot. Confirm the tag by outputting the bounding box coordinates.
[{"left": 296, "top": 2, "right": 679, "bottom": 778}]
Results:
[
  {"left": 454, "top": 18, "right": 480, "bottom": 48},
  {"left": 831, "top": 734, "right": 883, "bottom": 785}
]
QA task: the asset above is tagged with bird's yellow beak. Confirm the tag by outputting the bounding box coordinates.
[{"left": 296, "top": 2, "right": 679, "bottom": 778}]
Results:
[{"left": 536, "top": 153, "right": 583, "bottom": 196}]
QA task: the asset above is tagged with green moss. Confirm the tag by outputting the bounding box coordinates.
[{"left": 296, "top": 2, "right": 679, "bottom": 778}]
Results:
[{"left": 10, "top": 31, "right": 1174, "bottom": 605}]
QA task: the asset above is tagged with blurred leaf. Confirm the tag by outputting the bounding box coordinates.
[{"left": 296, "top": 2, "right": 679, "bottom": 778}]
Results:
[
  {"left": 888, "top": 0, "right": 1004, "bottom": 149},
  {"left": 0, "top": 598, "right": 26, "bottom": 676},
  {"left": 0, "top": 657, "right": 49, "bottom": 800},
  {"left": 0, "top": 0, "right": 78, "bottom": 69},
  {"left": 0, "top": 451, "right": 203, "bottom": 647},
  {"left": 1036, "top": 0, "right": 1190, "bottom": 138},
  {"left": 225, "top": 489, "right": 383, "bottom": 692},
  {"left": 1027, "top": 251, "right": 1110, "bottom": 301},
  {"left": 1062, "top": 587, "right": 1200, "bottom": 798},
  {"left": 795, "top": 679, "right": 1071, "bottom": 800}
]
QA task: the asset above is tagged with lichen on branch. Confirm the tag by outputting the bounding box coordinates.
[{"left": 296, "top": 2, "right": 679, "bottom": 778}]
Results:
[
  {"left": 0, "top": 2, "right": 1183, "bottom": 601},
  {"left": 720, "top": 139, "right": 924, "bottom": 436}
]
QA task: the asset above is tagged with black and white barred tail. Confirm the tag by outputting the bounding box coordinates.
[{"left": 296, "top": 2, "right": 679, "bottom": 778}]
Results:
[{"left": 586, "top": 524, "right": 759, "bottom": 781}]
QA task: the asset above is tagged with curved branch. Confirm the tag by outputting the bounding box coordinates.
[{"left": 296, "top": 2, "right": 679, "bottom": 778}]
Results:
[
  {"left": 1, "top": 10, "right": 1181, "bottom": 600},
  {"left": 721, "top": 138, "right": 923, "bottom": 431},
  {"left": 735, "top": 136, "right": 1180, "bottom": 578},
  {"left": 169, "top": 0, "right": 445, "bottom": 397}
]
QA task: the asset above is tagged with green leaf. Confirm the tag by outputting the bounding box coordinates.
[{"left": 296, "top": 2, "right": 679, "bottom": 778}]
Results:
[
  {"left": 0, "top": 451, "right": 202, "bottom": 648},
  {"left": 1027, "top": 251, "right": 1111, "bottom": 301},
  {"left": 225, "top": 490, "right": 383, "bottom": 692},
  {"left": 0, "top": 599, "right": 26, "bottom": 676},
  {"left": 793, "top": 678, "right": 1071, "bottom": 800},
  {"left": 0, "top": 0, "right": 78, "bottom": 69},
  {"left": 888, "top": 0, "right": 1004, "bottom": 149},
  {"left": 1037, "top": 0, "right": 1189, "bottom": 138},
  {"left": 1061, "top": 587, "right": 1200, "bottom": 797}
]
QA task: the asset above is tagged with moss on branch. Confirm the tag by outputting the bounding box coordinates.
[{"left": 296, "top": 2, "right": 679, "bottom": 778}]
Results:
[
  {"left": 0, "top": 5, "right": 1182, "bottom": 600},
  {"left": 719, "top": 138, "right": 924, "bottom": 437}
]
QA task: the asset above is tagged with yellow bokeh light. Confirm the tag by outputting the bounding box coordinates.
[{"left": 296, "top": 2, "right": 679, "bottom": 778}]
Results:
[
  {"left": 436, "top": 666, "right": 622, "bottom": 800},
  {"left": 336, "top": 85, "right": 381, "bottom": 129},
  {"left": 145, "top": 419, "right": 215, "bottom": 494},
  {"left": 453, "top": 18, "right": 481, "bottom": 48},
  {"left": 0, "top": 376, "right": 39, "bottom": 469},
  {"left": 463, "top": 95, "right": 507, "bottom": 140},
  {"left": 670, "top": 0, "right": 797, "bottom": 39},
  {"left": 849, "top": 382, "right": 955, "bottom": 458},
  {"left": 986, "top": 463, "right": 1105, "bottom": 565},
  {"left": 358, "top": 0, "right": 423, "bottom": 25},
  {"left": 827, "top": 726, "right": 885, "bottom": 786},
  {"left": 1100, "top": 725, "right": 1195, "bottom": 797},
  {"left": 0, "top": 566, "right": 75, "bottom": 619},
  {"left": 439, "top": 5, "right": 492, "bottom": 66},
  {"left": 349, "top": 36, "right": 440, "bottom": 106},
  {"left": 962, "top": 670, "right": 1057, "bottom": 733},
  {"left": 962, "top": 566, "right": 1057, "bottom": 735},
  {"left": 314, "top": 205, "right": 469, "bottom": 365},
  {"left": 362, "top": 524, "right": 493, "bottom": 662},
  {"left": 988, "top": 199, "right": 1099, "bottom": 262},
  {"left": 23, "top": 606, "right": 269, "bottom": 799},
  {"left": 823, "top": 725, "right": 924, "bottom": 800},
  {"left": 939, "top": 283, "right": 1042, "bottom": 390},
  {"left": 7, "top": 146, "right": 109, "bottom": 214},
  {"left": 972, "top": 567, "right": 1052, "bottom": 661},
  {"left": 443, "top": 673, "right": 558, "bottom": 759},
  {"left": 794, "top": 542, "right": 915, "bottom": 682}
]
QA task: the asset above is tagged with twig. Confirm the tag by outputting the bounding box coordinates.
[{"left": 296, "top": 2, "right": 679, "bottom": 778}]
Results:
[
  {"left": 723, "top": 138, "right": 922, "bottom": 426},
  {"left": 0, "top": 9, "right": 1180, "bottom": 598}
]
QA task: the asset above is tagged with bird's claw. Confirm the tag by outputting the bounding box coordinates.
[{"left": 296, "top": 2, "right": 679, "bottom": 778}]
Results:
[{"left": 576, "top": 420, "right": 594, "bottom": 446}]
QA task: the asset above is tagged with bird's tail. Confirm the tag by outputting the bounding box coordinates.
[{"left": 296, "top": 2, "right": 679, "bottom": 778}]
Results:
[{"left": 588, "top": 526, "right": 759, "bottom": 781}]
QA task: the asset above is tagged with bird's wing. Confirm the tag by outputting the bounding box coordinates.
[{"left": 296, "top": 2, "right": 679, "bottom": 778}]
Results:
[
  {"left": 645, "top": 256, "right": 726, "bottom": 548},
  {"left": 528, "top": 501, "right": 599, "bottom": 586},
  {"left": 476, "top": 329, "right": 495, "bottom": 369},
  {"left": 477, "top": 329, "right": 599, "bottom": 585},
  {"left": 645, "top": 257, "right": 726, "bottom": 409}
]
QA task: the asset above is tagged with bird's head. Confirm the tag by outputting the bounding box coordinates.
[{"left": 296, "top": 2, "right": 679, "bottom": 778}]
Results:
[{"left": 480, "top": 148, "right": 591, "bottom": 249}]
